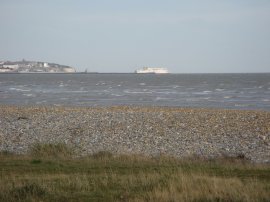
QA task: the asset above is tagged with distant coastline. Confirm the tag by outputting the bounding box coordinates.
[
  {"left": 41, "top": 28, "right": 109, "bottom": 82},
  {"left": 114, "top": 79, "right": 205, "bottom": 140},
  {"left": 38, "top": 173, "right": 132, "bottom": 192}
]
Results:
[{"left": 0, "top": 60, "right": 76, "bottom": 73}]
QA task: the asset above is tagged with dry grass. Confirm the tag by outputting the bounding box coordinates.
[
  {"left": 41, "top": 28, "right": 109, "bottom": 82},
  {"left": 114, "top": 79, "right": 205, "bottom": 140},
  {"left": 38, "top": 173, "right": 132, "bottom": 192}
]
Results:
[
  {"left": 29, "top": 143, "right": 73, "bottom": 158},
  {"left": 0, "top": 143, "right": 269, "bottom": 202}
]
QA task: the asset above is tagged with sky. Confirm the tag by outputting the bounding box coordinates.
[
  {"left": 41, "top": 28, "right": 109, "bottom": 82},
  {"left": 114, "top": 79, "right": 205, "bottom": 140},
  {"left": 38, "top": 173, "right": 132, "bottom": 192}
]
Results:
[{"left": 0, "top": 0, "right": 270, "bottom": 73}]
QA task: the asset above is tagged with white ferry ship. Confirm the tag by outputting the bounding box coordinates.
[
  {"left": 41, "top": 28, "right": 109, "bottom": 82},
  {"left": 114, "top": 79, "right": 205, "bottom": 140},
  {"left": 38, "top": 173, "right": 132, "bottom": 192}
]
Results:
[{"left": 135, "top": 67, "right": 169, "bottom": 74}]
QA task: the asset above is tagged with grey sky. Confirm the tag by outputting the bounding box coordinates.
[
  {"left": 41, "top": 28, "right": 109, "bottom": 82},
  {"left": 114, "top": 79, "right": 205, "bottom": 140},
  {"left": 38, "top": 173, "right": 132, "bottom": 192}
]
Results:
[{"left": 1, "top": 0, "right": 270, "bottom": 73}]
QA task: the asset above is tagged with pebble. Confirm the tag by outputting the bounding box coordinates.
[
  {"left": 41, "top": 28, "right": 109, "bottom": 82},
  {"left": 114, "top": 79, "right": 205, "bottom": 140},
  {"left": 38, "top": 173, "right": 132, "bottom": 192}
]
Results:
[{"left": 0, "top": 106, "right": 269, "bottom": 163}]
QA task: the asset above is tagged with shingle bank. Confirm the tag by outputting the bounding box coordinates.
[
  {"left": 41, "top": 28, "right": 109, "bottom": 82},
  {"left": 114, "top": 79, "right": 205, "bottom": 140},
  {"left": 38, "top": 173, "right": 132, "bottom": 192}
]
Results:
[{"left": 0, "top": 106, "right": 269, "bottom": 163}]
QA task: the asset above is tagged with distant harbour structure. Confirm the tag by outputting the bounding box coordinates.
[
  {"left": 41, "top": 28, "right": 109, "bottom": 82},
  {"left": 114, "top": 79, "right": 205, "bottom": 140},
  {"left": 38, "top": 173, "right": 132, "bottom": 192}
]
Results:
[{"left": 135, "top": 67, "right": 169, "bottom": 74}]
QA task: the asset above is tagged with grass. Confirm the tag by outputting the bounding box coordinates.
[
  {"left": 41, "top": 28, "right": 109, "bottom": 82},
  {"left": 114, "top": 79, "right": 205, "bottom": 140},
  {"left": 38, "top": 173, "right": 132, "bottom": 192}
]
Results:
[{"left": 0, "top": 143, "right": 269, "bottom": 202}]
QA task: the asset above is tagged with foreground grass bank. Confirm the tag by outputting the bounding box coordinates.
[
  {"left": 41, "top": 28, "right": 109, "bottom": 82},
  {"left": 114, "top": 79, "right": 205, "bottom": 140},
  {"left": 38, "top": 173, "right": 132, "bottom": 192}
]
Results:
[{"left": 0, "top": 144, "right": 269, "bottom": 202}]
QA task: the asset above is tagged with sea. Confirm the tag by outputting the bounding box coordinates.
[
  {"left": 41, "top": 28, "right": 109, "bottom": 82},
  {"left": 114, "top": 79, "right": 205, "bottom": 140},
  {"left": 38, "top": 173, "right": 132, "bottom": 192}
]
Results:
[{"left": 0, "top": 73, "right": 269, "bottom": 111}]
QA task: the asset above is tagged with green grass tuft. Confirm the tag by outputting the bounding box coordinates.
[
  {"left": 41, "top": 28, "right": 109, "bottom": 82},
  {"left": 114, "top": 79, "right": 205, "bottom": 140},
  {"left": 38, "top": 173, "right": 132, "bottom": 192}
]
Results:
[
  {"left": 10, "top": 183, "right": 46, "bottom": 199},
  {"left": 91, "top": 151, "right": 113, "bottom": 159},
  {"left": 0, "top": 150, "right": 15, "bottom": 156},
  {"left": 29, "top": 143, "right": 73, "bottom": 159},
  {"left": 30, "top": 159, "right": 42, "bottom": 164}
]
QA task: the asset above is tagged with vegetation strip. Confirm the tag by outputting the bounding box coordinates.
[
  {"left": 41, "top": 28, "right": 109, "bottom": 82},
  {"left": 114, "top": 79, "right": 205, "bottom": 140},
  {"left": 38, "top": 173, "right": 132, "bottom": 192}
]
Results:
[{"left": 0, "top": 144, "right": 269, "bottom": 201}]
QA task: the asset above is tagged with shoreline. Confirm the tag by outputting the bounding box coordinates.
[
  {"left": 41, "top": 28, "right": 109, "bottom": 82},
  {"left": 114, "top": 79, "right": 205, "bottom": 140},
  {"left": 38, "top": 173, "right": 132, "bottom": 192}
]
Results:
[{"left": 0, "top": 105, "right": 269, "bottom": 163}]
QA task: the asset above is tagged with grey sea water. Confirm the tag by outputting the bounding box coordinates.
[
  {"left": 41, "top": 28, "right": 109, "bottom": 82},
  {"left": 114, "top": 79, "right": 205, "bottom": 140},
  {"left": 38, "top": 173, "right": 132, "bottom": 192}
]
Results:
[{"left": 0, "top": 73, "right": 269, "bottom": 110}]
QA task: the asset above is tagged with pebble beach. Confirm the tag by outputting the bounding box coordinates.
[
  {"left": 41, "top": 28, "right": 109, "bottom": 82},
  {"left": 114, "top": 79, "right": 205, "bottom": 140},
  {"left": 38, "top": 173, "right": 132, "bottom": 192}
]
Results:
[{"left": 0, "top": 106, "right": 269, "bottom": 163}]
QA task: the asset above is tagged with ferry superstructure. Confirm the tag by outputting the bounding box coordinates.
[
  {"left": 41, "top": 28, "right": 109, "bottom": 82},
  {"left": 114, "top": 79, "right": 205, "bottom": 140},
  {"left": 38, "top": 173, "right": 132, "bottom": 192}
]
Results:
[{"left": 135, "top": 67, "right": 169, "bottom": 74}]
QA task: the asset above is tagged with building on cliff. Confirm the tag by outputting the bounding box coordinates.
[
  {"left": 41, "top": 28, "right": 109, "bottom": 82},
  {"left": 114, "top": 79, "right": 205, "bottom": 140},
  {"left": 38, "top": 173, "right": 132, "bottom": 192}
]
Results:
[{"left": 0, "top": 60, "right": 76, "bottom": 73}]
